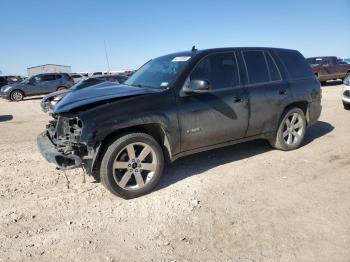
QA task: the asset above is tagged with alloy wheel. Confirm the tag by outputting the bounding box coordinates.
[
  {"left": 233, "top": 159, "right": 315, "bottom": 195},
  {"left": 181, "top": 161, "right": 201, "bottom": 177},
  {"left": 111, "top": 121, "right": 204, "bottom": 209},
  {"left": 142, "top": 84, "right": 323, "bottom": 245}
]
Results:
[
  {"left": 282, "top": 112, "right": 304, "bottom": 145},
  {"left": 112, "top": 142, "right": 158, "bottom": 190},
  {"left": 11, "top": 91, "right": 23, "bottom": 101}
]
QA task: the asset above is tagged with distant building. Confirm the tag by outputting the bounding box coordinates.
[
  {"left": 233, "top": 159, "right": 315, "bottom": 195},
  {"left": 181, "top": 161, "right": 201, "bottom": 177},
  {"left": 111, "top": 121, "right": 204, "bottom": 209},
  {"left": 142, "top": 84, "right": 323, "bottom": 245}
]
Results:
[{"left": 27, "top": 64, "right": 71, "bottom": 76}]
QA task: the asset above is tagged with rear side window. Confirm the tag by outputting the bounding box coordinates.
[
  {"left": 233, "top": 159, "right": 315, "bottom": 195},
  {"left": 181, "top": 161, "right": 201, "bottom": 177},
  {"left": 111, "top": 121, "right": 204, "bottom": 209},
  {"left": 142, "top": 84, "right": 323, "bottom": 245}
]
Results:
[
  {"left": 191, "top": 52, "right": 240, "bottom": 90},
  {"left": 41, "top": 74, "right": 57, "bottom": 81},
  {"left": 277, "top": 51, "right": 313, "bottom": 79},
  {"left": 265, "top": 52, "right": 282, "bottom": 81},
  {"left": 243, "top": 51, "right": 269, "bottom": 84}
]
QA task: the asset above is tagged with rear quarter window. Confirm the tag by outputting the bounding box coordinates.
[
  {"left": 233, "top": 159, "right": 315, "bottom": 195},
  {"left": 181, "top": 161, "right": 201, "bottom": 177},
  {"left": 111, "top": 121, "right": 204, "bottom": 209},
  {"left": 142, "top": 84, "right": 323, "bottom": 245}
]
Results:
[{"left": 277, "top": 51, "right": 313, "bottom": 79}]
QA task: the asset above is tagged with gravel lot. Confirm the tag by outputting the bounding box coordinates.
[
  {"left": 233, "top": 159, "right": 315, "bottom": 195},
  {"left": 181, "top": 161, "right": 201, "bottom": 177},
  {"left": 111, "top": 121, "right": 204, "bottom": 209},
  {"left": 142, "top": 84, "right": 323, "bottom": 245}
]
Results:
[{"left": 0, "top": 82, "right": 349, "bottom": 261}]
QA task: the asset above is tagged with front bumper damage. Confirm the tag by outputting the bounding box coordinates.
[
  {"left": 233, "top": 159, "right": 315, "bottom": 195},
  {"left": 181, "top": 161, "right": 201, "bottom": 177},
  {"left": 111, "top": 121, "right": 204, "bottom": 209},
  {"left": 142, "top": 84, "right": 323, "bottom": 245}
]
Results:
[{"left": 37, "top": 131, "right": 83, "bottom": 170}]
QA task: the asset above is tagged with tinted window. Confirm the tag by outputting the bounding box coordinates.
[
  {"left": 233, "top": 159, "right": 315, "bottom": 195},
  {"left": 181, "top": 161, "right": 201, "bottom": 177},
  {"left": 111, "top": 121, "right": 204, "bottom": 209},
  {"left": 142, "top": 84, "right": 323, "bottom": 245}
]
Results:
[
  {"left": 266, "top": 52, "right": 282, "bottom": 81},
  {"left": 307, "top": 58, "right": 322, "bottom": 66},
  {"left": 277, "top": 51, "right": 313, "bottom": 79},
  {"left": 190, "top": 52, "right": 239, "bottom": 89},
  {"left": 41, "top": 74, "right": 57, "bottom": 81},
  {"left": 0, "top": 77, "right": 6, "bottom": 83},
  {"left": 55, "top": 74, "right": 62, "bottom": 79},
  {"left": 322, "top": 57, "right": 334, "bottom": 66},
  {"left": 243, "top": 51, "right": 269, "bottom": 84},
  {"left": 116, "top": 75, "right": 128, "bottom": 83}
]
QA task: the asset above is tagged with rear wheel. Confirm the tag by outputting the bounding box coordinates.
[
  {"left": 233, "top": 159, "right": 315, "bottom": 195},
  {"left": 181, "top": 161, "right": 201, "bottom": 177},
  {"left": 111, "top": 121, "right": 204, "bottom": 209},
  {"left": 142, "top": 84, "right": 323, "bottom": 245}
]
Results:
[
  {"left": 269, "top": 107, "right": 306, "bottom": 151},
  {"left": 10, "top": 90, "right": 24, "bottom": 101},
  {"left": 100, "top": 133, "right": 164, "bottom": 199}
]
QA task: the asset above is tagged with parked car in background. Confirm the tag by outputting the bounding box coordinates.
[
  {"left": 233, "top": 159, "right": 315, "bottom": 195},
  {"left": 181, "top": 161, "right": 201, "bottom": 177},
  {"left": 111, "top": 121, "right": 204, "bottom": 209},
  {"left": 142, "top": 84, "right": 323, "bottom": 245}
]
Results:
[
  {"left": 0, "top": 73, "right": 74, "bottom": 101},
  {"left": 40, "top": 74, "right": 125, "bottom": 113},
  {"left": 0, "top": 75, "right": 26, "bottom": 88},
  {"left": 70, "top": 73, "right": 86, "bottom": 83},
  {"left": 307, "top": 56, "right": 350, "bottom": 83},
  {"left": 38, "top": 47, "right": 321, "bottom": 199},
  {"left": 0, "top": 76, "right": 7, "bottom": 88},
  {"left": 342, "top": 75, "right": 350, "bottom": 110},
  {"left": 341, "top": 58, "right": 350, "bottom": 64},
  {"left": 91, "top": 72, "right": 103, "bottom": 76}
]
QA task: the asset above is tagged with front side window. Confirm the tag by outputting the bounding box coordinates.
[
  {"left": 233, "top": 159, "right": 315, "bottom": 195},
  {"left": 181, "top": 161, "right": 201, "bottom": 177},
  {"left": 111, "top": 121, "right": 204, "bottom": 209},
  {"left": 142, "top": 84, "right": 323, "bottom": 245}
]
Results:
[
  {"left": 125, "top": 54, "right": 191, "bottom": 89},
  {"left": 243, "top": 51, "right": 269, "bottom": 84},
  {"left": 190, "top": 52, "right": 239, "bottom": 89},
  {"left": 32, "top": 75, "right": 42, "bottom": 82}
]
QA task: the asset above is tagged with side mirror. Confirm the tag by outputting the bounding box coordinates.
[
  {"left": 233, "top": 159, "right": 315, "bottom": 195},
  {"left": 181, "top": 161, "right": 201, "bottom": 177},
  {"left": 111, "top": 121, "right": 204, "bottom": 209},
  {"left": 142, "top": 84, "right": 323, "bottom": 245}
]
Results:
[{"left": 183, "top": 79, "right": 210, "bottom": 94}]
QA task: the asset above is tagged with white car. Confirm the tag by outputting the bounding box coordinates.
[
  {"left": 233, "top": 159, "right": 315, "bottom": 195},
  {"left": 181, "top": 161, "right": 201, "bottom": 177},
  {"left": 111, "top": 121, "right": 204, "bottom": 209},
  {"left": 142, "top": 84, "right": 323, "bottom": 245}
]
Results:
[
  {"left": 342, "top": 75, "right": 350, "bottom": 110},
  {"left": 70, "top": 73, "right": 86, "bottom": 84}
]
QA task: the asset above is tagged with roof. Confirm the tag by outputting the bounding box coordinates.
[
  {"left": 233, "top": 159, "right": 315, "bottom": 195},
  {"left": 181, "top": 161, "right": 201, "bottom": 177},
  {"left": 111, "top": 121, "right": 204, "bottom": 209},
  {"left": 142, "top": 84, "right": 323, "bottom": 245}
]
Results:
[
  {"left": 27, "top": 64, "right": 71, "bottom": 69},
  {"left": 163, "top": 47, "right": 297, "bottom": 58}
]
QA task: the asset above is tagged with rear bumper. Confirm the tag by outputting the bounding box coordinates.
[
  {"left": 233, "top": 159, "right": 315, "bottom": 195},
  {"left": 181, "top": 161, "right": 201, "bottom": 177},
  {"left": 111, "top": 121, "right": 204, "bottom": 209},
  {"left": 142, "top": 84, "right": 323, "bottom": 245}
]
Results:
[{"left": 37, "top": 131, "right": 82, "bottom": 170}]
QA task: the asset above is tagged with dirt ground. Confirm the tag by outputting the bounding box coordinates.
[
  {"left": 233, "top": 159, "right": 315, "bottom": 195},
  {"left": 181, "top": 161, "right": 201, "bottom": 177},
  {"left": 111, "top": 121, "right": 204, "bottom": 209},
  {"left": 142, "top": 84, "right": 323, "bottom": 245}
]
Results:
[{"left": 0, "top": 82, "right": 349, "bottom": 262}]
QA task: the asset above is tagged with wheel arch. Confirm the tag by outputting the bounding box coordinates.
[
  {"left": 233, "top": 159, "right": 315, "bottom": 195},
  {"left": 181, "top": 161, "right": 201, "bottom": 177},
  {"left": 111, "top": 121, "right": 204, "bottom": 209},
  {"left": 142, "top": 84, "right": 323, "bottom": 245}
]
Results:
[
  {"left": 281, "top": 101, "right": 310, "bottom": 125},
  {"left": 10, "top": 89, "right": 25, "bottom": 98},
  {"left": 91, "top": 123, "right": 173, "bottom": 178}
]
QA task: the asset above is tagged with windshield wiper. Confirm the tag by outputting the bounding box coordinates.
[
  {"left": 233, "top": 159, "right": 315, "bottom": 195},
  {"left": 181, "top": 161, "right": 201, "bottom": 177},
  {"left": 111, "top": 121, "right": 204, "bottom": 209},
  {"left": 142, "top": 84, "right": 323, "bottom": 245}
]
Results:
[{"left": 131, "top": 84, "right": 154, "bottom": 89}]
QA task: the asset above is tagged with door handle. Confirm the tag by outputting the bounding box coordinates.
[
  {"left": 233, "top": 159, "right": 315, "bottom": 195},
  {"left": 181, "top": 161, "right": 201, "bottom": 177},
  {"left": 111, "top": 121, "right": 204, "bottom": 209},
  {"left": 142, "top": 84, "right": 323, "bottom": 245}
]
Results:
[{"left": 279, "top": 90, "right": 287, "bottom": 95}]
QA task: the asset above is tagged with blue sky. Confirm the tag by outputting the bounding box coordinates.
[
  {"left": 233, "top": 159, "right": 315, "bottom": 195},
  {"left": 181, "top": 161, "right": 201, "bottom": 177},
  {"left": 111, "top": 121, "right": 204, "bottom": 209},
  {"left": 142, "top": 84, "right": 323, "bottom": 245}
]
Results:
[{"left": 1, "top": 0, "right": 349, "bottom": 75}]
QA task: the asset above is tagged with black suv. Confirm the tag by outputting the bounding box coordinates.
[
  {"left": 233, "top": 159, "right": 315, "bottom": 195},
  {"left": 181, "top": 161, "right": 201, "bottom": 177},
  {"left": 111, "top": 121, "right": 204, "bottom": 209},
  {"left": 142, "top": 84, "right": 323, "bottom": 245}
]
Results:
[{"left": 37, "top": 47, "right": 322, "bottom": 199}]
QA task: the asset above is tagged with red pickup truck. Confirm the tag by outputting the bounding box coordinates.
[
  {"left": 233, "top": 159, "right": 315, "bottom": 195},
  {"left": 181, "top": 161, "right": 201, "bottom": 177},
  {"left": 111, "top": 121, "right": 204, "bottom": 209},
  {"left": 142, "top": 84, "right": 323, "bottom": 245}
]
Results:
[{"left": 306, "top": 56, "right": 350, "bottom": 83}]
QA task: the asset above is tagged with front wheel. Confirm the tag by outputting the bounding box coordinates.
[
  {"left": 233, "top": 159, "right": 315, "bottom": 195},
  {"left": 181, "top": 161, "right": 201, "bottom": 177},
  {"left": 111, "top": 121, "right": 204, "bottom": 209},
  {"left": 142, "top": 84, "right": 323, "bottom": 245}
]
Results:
[
  {"left": 343, "top": 103, "right": 350, "bottom": 110},
  {"left": 269, "top": 108, "right": 307, "bottom": 151},
  {"left": 100, "top": 133, "right": 164, "bottom": 199},
  {"left": 10, "top": 90, "right": 24, "bottom": 101}
]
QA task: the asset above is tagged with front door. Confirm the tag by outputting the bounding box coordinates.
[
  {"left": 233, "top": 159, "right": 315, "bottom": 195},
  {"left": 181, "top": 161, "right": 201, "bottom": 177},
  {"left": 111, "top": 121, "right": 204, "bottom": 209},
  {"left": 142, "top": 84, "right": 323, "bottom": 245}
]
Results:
[{"left": 177, "top": 52, "right": 249, "bottom": 152}]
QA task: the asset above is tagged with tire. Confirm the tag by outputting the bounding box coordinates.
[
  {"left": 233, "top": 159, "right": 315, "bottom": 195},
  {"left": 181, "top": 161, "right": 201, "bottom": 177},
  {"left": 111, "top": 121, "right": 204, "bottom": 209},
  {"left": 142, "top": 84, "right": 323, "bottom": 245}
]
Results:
[
  {"left": 100, "top": 132, "right": 164, "bottom": 199},
  {"left": 269, "top": 107, "right": 307, "bottom": 151},
  {"left": 343, "top": 103, "right": 350, "bottom": 110},
  {"left": 10, "top": 90, "right": 24, "bottom": 101},
  {"left": 57, "top": 86, "right": 67, "bottom": 91}
]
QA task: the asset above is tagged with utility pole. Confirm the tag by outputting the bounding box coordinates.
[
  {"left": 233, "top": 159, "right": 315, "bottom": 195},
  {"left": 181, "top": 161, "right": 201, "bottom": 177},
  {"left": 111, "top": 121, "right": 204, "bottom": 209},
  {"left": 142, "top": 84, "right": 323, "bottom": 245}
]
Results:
[{"left": 104, "top": 40, "right": 111, "bottom": 73}]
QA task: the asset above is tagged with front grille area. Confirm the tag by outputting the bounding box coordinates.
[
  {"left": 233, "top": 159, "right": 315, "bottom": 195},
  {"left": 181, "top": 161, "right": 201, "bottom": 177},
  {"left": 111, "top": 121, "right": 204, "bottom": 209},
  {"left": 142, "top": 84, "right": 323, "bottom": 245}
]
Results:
[{"left": 47, "top": 116, "right": 83, "bottom": 154}]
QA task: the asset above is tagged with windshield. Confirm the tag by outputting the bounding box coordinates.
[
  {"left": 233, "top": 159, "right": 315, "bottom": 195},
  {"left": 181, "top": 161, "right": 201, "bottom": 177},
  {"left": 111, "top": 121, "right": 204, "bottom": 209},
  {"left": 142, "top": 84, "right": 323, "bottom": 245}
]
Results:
[{"left": 125, "top": 54, "right": 191, "bottom": 89}]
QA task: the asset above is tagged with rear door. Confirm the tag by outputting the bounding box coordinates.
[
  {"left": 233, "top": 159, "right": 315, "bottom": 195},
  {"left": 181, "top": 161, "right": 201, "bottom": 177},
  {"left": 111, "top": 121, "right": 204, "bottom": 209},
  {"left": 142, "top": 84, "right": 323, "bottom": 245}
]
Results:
[
  {"left": 242, "top": 50, "right": 290, "bottom": 136},
  {"left": 39, "top": 74, "right": 60, "bottom": 93},
  {"left": 177, "top": 51, "right": 249, "bottom": 151}
]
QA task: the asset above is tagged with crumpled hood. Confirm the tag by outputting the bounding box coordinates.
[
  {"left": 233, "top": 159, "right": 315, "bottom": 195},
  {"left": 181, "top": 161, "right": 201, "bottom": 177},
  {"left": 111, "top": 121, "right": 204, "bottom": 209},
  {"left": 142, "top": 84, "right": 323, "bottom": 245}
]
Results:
[{"left": 54, "top": 82, "right": 161, "bottom": 113}]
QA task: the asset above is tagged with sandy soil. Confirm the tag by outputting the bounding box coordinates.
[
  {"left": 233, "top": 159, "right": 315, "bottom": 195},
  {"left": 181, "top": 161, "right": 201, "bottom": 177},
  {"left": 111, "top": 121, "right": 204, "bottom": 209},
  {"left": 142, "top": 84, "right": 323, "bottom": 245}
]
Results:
[{"left": 0, "top": 83, "right": 349, "bottom": 262}]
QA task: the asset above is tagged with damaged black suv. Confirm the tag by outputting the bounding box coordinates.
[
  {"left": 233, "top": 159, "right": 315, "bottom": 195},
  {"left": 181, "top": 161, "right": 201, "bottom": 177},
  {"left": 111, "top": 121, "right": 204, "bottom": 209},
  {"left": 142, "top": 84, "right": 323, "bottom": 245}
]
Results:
[{"left": 38, "top": 47, "right": 322, "bottom": 199}]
